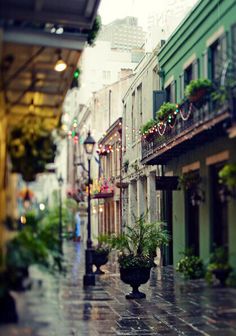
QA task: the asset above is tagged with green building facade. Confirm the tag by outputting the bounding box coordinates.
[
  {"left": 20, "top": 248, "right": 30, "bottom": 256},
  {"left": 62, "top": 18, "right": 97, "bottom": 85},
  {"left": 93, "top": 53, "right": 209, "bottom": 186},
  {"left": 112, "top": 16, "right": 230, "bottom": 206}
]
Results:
[{"left": 141, "top": 0, "right": 236, "bottom": 267}]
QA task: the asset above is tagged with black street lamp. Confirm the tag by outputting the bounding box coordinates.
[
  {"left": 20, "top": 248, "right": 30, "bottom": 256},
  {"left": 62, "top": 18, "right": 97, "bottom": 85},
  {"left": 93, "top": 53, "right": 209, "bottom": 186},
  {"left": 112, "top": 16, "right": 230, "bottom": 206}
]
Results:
[
  {"left": 57, "top": 173, "right": 64, "bottom": 254},
  {"left": 83, "top": 131, "right": 96, "bottom": 287}
]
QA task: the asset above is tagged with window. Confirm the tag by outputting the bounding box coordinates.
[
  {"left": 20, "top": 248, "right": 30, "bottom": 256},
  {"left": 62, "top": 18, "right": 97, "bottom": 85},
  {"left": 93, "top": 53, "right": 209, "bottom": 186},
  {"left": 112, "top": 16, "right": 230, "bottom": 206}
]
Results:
[
  {"left": 103, "top": 71, "right": 111, "bottom": 80},
  {"left": 131, "top": 91, "right": 136, "bottom": 143},
  {"left": 166, "top": 84, "right": 171, "bottom": 102},
  {"left": 209, "top": 34, "right": 227, "bottom": 84},
  {"left": 183, "top": 59, "right": 199, "bottom": 95},
  {"left": 123, "top": 104, "right": 127, "bottom": 152},
  {"left": 137, "top": 84, "right": 142, "bottom": 127},
  {"left": 184, "top": 64, "right": 193, "bottom": 86},
  {"left": 152, "top": 66, "right": 159, "bottom": 90},
  {"left": 165, "top": 80, "right": 176, "bottom": 103},
  {"left": 210, "top": 39, "right": 222, "bottom": 83}
]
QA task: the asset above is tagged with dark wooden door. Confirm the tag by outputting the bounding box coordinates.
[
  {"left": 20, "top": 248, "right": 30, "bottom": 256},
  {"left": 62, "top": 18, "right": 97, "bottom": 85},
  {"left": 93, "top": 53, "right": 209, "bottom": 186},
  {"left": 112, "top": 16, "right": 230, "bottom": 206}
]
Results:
[
  {"left": 210, "top": 163, "right": 228, "bottom": 248},
  {"left": 185, "top": 187, "right": 200, "bottom": 256}
]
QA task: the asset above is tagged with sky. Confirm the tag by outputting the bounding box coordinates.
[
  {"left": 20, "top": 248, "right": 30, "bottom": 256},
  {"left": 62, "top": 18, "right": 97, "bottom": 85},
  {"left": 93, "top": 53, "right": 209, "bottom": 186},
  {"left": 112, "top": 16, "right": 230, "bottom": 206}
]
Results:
[
  {"left": 98, "top": 0, "right": 199, "bottom": 30},
  {"left": 98, "top": 0, "right": 164, "bottom": 30}
]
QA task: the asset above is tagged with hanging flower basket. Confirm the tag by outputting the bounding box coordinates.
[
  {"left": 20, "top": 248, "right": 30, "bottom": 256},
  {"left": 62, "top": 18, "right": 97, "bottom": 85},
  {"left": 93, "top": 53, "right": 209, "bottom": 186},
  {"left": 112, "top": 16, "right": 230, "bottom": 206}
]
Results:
[
  {"left": 156, "top": 102, "right": 176, "bottom": 122},
  {"left": 185, "top": 79, "right": 213, "bottom": 108},
  {"left": 140, "top": 119, "right": 157, "bottom": 141},
  {"left": 8, "top": 120, "right": 57, "bottom": 182}
]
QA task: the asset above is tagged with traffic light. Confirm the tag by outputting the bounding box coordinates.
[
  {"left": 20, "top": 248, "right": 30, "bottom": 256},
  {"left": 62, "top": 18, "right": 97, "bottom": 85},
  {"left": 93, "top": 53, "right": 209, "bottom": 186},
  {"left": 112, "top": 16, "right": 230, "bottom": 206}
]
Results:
[
  {"left": 74, "top": 68, "right": 80, "bottom": 79},
  {"left": 70, "top": 68, "right": 80, "bottom": 89}
]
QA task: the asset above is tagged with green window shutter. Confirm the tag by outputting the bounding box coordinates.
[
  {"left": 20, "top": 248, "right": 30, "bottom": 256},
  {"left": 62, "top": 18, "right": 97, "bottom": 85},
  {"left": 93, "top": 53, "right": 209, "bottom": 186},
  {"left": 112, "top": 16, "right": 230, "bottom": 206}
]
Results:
[
  {"left": 202, "top": 49, "right": 210, "bottom": 78},
  {"left": 219, "top": 32, "right": 228, "bottom": 63},
  {"left": 171, "top": 80, "right": 176, "bottom": 103},
  {"left": 193, "top": 58, "right": 199, "bottom": 80},
  {"left": 153, "top": 91, "right": 166, "bottom": 119},
  {"left": 179, "top": 73, "right": 184, "bottom": 100}
]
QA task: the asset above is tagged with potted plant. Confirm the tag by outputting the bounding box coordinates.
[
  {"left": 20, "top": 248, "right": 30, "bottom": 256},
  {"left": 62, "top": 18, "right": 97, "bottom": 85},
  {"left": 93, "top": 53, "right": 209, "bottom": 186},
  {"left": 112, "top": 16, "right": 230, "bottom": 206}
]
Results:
[
  {"left": 8, "top": 120, "right": 57, "bottom": 182},
  {"left": 205, "top": 246, "right": 232, "bottom": 286},
  {"left": 93, "top": 234, "right": 111, "bottom": 274},
  {"left": 156, "top": 102, "right": 176, "bottom": 123},
  {"left": 178, "top": 171, "right": 205, "bottom": 206},
  {"left": 218, "top": 163, "right": 236, "bottom": 202},
  {"left": 184, "top": 78, "right": 212, "bottom": 107},
  {"left": 111, "top": 214, "right": 170, "bottom": 299},
  {"left": 0, "top": 210, "right": 65, "bottom": 324},
  {"left": 176, "top": 249, "right": 205, "bottom": 280},
  {"left": 218, "top": 163, "right": 236, "bottom": 189},
  {"left": 140, "top": 119, "right": 157, "bottom": 139}
]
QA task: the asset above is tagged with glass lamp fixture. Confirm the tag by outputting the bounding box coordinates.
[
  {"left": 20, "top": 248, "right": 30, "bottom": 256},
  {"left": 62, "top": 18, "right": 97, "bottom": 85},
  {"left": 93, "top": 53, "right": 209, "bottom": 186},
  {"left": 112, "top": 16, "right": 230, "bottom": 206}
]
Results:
[
  {"left": 83, "top": 131, "right": 96, "bottom": 159},
  {"left": 54, "top": 50, "right": 67, "bottom": 72}
]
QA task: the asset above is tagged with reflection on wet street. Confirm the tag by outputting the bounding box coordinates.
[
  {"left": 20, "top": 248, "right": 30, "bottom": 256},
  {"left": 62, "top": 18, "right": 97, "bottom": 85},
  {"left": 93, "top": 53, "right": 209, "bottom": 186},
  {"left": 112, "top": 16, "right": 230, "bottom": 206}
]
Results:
[{"left": 1, "top": 242, "right": 236, "bottom": 336}]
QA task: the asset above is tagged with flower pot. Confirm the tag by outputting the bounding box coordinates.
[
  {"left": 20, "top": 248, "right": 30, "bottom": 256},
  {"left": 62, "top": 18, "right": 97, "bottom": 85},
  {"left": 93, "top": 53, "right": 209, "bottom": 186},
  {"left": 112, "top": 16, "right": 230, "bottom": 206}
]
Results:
[
  {"left": 212, "top": 268, "right": 232, "bottom": 286},
  {"left": 120, "top": 266, "right": 151, "bottom": 299},
  {"left": 7, "top": 267, "right": 30, "bottom": 291},
  {"left": 93, "top": 250, "right": 109, "bottom": 274},
  {"left": 189, "top": 88, "right": 209, "bottom": 108},
  {"left": 0, "top": 291, "right": 18, "bottom": 324}
]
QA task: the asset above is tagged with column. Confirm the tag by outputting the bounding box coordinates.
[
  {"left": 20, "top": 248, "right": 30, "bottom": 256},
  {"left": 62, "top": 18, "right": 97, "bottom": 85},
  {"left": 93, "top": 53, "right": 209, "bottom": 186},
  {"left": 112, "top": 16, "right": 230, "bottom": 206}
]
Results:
[
  {"left": 137, "top": 177, "right": 145, "bottom": 218},
  {"left": 147, "top": 172, "right": 157, "bottom": 222},
  {"left": 128, "top": 181, "right": 137, "bottom": 226}
]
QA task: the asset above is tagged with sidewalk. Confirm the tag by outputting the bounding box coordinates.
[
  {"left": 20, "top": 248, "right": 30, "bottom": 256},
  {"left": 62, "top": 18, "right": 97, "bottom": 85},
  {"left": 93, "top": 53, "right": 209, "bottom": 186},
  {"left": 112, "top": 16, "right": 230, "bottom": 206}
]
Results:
[{"left": 1, "top": 242, "right": 236, "bottom": 336}]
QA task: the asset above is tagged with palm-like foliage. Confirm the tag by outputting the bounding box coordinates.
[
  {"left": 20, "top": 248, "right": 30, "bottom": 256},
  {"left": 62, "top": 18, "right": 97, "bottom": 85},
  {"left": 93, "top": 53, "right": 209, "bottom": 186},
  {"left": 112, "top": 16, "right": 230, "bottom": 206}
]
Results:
[{"left": 111, "top": 213, "right": 170, "bottom": 268}]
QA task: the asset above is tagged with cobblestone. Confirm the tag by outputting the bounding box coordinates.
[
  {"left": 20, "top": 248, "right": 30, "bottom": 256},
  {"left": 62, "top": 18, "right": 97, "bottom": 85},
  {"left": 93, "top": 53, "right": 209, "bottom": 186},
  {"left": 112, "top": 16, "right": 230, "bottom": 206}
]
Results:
[{"left": 0, "top": 242, "right": 236, "bottom": 336}]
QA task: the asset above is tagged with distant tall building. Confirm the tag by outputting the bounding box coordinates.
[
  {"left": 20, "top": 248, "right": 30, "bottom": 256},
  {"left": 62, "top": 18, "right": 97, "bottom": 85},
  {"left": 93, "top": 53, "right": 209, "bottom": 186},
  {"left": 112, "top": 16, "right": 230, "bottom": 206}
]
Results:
[
  {"left": 98, "top": 16, "right": 146, "bottom": 51},
  {"left": 145, "top": 0, "right": 198, "bottom": 51}
]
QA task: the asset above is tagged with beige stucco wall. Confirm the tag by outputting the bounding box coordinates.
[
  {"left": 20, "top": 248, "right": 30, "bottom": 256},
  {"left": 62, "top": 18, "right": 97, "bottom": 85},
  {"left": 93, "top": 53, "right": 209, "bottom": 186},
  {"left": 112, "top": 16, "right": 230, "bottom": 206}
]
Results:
[{"left": 122, "top": 52, "right": 161, "bottom": 226}]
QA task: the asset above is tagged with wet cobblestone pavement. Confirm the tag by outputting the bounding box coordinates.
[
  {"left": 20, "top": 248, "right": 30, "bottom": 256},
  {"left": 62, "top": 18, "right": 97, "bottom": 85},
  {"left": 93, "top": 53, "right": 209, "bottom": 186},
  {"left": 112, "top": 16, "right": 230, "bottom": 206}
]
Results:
[{"left": 1, "top": 242, "right": 236, "bottom": 336}]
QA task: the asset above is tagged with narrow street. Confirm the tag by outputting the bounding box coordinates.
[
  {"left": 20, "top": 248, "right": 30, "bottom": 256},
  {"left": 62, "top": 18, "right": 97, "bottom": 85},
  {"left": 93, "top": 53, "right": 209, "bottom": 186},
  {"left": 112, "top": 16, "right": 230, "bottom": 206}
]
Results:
[{"left": 1, "top": 242, "right": 236, "bottom": 336}]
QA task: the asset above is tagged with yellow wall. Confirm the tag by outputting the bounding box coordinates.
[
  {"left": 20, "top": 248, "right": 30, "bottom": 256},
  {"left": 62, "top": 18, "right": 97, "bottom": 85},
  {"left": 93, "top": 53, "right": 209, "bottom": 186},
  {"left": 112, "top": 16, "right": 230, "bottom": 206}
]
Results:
[{"left": 0, "top": 91, "right": 7, "bottom": 267}]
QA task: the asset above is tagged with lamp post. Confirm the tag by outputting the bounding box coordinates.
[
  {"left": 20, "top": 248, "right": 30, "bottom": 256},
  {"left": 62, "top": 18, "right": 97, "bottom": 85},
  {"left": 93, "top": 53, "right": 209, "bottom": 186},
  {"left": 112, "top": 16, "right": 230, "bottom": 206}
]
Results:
[
  {"left": 83, "top": 131, "right": 96, "bottom": 287},
  {"left": 57, "top": 174, "right": 64, "bottom": 254}
]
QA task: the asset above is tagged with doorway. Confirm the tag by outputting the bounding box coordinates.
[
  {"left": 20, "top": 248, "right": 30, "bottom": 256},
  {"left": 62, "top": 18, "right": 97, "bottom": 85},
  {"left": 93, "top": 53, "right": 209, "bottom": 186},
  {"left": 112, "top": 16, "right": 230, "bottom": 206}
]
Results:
[
  {"left": 185, "top": 170, "right": 200, "bottom": 256},
  {"left": 210, "top": 163, "right": 228, "bottom": 248}
]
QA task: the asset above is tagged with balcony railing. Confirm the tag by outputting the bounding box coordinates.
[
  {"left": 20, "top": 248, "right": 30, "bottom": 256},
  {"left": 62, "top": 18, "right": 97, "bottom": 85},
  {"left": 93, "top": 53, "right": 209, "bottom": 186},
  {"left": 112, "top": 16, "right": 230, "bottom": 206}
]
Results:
[
  {"left": 141, "top": 95, "right": 232, "bottom": 164},
  {"left": 90, "top": 177, "right": 114, "bottom": 199}
]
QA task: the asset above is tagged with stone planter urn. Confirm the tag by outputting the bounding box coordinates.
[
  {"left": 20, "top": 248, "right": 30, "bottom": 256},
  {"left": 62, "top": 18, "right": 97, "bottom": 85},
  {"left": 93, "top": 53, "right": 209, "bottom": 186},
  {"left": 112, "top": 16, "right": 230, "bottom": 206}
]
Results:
[
  {"left": 212, "top": 268, "right": 232, "bottom": 286},
  {"left": 93, "top": 250, "right": 109, "bottom": 274},
  {"left": 120, "top": 267, "right": 151, "bottom": 299}
]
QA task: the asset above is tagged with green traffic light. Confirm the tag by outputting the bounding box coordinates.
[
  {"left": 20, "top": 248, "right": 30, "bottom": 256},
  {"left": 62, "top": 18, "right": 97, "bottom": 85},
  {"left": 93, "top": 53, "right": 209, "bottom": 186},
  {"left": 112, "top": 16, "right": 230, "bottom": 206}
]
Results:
[{"left": 74, "top": 69, "right": 80, "bottom": 79}]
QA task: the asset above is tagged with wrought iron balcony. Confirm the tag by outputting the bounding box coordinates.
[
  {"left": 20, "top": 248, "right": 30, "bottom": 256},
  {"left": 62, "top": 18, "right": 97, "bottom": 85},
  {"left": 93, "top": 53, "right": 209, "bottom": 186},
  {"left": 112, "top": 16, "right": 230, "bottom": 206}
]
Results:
[{"left": 141, "top": 92, "right": 234, "bottom": 165}]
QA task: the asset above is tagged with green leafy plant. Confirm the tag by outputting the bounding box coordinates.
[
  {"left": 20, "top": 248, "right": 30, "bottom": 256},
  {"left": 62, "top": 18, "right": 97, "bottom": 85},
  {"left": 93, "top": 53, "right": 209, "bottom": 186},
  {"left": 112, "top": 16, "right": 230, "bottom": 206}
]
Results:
[
  {"left": 8, "top": 120, "right": 57, "bottom": 182},
  {"left": 178, "top": 171, "right": 202, "bottom": 190},
  {"left": 205, "top": 246, "right": 232, "bottom": 285},
  {"left": 156, "top": 102, "right": 176, "bottom": 121},
  {"left": 185, "top": 78, "right": 212, "bottom": 102},
  {"left": 211, "top": 86, "right": 228, "bottom": 105},
  {"left": 218, "top": 163, "right": 236, "bottom": 188},
  {"left": 140, "top": 119, "right": 157, "bottom": 135},
  {"left": 6, "top": 228, "right": 49, "bottom": 271},
  {"left": 87, "top": 15, "right": 101, "bottom": 46},
  {"left": 110, "top": 213, "right": 170, "bottom": 269},
  {"left": 226, "top": 271, "right": 236, "bottom": 287},
  {"left": 176, "top": 249, "right": 205, "bottom": 279},
  {"left": 94, "top": 234, "right": 112, "bottom": 254}
]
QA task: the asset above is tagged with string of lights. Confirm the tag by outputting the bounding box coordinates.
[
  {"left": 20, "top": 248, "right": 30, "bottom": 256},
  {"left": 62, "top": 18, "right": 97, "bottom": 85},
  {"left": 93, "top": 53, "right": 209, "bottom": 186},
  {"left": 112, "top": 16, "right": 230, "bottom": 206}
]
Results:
[{"left": 63, "top": 101, "right": 196, "bottom": 152}]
